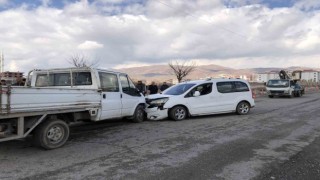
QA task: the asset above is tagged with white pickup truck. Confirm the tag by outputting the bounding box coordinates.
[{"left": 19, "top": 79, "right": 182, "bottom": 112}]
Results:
[{"left": 0, "top": 67, "right": 145, "bottom": 149}]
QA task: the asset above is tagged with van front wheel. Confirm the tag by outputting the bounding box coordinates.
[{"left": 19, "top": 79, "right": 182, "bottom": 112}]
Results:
[
  {"left": 236, "top": 102, "right": 250, "bottom": 115},
  {"left": 169, "top": 106, "right": 187, "bottom": 121}
]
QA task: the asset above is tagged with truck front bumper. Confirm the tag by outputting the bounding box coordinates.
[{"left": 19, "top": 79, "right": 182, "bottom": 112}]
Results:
[{"left": 267, "top": 90, "right": 290, "bottom": 96}]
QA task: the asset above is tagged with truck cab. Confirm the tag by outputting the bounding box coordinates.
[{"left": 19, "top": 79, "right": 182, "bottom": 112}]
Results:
[{"left": 266, "top": 79, "right": 304, "bottom": 98}]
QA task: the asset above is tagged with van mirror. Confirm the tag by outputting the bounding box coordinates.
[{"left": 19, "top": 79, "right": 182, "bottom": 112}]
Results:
[
  {"left": 194, "top": 91, "right": 200, "bottom": 97},
  {"left": 264, "top": 82, "right": 267, "bottom": 86}
]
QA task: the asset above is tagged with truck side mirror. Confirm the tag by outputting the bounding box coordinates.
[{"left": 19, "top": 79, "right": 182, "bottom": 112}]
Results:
[{"left": 264, "top": 82, "right": 267, "bottom": 86}]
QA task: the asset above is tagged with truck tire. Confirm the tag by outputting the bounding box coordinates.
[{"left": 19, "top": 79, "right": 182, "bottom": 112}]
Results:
[
  {"left": 236, "top": 101, "right": 250, "bottom": 115},
  {"left": 132, "top": 105, "right": 145, "bottom": 123},
  {"left": 289, "top": 92, "right": 294, "bottom": 98},
  {"left": 297, "top": 91, "right": 302, "bottom": 97},
  {"left": 268, "top": 95, "right": 274, "bottom": 98},
  {"left": 169, "top": 106, "right": 187, "bottom": 121},
  {"left": 33, "top": 119, "right": 70, "bottom": 150}
]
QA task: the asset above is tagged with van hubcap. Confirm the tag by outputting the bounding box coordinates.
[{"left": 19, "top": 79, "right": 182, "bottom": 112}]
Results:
[
  {"left": 175, "top": 108, "right": 186, "bottom": 120},
  {"left": 239, "top": 103, "right": 249, "bottom": 114}
]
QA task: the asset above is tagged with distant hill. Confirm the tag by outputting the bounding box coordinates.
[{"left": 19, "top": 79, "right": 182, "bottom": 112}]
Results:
[{"left": 116, "top": 64, "right": 318, "bottom": 83}]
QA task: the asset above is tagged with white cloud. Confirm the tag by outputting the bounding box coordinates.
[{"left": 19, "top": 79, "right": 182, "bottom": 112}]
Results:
[
  {"left": 0, "top": 0, "right": 7, "bottom": 5},
  {"left": 78, "top": 41, "right": 104, "bottom": 50},
  {"left": 0, "top": 0, "right": 319, "bottom": 73},
  {"left": 41, "top": 0, "right": 52, "bottom": 7},
  {"left": 294, "top": 0, "right": 320, "bottom": 11}
]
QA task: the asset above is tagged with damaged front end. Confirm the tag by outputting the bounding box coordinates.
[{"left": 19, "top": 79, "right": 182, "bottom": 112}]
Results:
[{"left": 145, "top": 97, "right": 169, "bottom": 120}]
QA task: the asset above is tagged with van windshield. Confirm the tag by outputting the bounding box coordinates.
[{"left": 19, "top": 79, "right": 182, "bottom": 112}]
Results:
[
  {"left": 267, "top": 80, "right": 289, "bottom": 87},
  {"left": 164, "top": 83, "right": 195, "bottom": 95}
]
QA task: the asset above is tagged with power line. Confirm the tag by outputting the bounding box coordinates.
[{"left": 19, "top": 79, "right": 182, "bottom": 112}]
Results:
[{"left": 154, "top": 0, "right": 249, "bottom": 40}]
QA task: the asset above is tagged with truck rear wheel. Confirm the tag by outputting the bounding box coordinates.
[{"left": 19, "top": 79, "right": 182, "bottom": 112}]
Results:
[
  {"left": 33, "top": 119, "right": 70, "bottom": 150},
  {"left": 132, "top": 105, "right": 145, "bottom": 123},
  {"left": 297, "top": 91, "right": 302, "bottom": 97}
]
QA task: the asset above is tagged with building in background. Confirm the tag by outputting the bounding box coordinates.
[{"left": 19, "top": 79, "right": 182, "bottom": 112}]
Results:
[
  {"left": 301, "top": 70, "right": 319, "bottom": 82},
  {"left": 0, "top": 71, "right": 24, "bottom": 85},
  {"left": 256, "top": 71, "right": 279, "bottom": 82},
  {"left": 256, "top": 70, "right": 320, "bottom": 83}
]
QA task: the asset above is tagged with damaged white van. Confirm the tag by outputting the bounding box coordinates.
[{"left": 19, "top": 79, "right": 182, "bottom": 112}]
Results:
[{"left": 145, "top": 79, "right": 255, "bottom": 121}]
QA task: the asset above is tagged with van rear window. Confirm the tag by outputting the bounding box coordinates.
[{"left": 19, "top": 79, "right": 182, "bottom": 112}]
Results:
[{"left": 217, "top": 81, "right": 249, "bottom": 93}]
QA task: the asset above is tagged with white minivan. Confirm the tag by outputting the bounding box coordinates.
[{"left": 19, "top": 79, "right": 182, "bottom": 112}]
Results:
[{"left": 145, "top": 79, "right": 255, "bottom": 121}]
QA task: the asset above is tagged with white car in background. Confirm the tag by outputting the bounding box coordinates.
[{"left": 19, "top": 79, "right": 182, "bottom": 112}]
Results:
[{"left": 145, "top": 79, "right": 255, "bottom": 121}]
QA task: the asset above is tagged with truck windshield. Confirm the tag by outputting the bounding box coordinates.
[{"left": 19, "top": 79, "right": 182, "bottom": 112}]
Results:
[
  {"left": 164, "top": 83, "right": 195, "bottom": 95},
  {"left": 267, "top": 80, "right": 289, "bottom": 87}
]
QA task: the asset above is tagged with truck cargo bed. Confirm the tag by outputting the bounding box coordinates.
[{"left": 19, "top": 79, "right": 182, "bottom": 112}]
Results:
[{"left": 0, "top": 86, "right": 101, "bottom": 117}]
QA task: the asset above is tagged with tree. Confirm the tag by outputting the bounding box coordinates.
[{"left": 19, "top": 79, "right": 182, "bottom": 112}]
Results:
[
  {"left": 68, "top": 53, "right": 99, "bottom": 67},
  {"left": 168, "top": 60, "right": 197, "bottom": 83}
]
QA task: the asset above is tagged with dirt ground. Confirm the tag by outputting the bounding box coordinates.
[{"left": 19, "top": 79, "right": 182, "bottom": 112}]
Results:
[{"left": 1, "top": 93, "right": 320, "bottom": 180}]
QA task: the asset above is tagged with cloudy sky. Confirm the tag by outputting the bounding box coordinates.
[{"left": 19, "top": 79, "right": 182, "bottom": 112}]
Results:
[{"left": 0, "top": 0, "right": 319, "bottom": 72}]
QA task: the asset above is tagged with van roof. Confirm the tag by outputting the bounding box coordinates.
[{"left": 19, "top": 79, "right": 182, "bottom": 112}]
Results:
[{"left": 180, "top": 78, "right": 249, "bottom": 85}]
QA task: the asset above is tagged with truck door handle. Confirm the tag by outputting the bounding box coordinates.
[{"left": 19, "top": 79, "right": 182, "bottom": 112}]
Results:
[{"left": 103, "top": 94, "right": 106, "bottom": 99}]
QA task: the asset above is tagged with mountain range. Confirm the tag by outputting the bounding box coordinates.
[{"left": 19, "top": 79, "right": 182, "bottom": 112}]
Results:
[{"left": 116, "top": 64, "right": 317, "bottom": 83}]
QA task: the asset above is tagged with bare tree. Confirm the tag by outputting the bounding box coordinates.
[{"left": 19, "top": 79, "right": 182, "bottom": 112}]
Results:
[
  {"left": 168, "top": 60, "right": 197, "bottom": 83},
  {"left": 68, "top": 53, "right": 99, "bottom": 67}
]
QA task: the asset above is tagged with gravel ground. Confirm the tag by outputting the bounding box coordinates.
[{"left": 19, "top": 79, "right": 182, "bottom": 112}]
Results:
[
  {"left": 1, "top": 93, "right": 320, "bottom": 180},
  {"left": 257, "top": 135, "right": 320, "bottom": 180}
]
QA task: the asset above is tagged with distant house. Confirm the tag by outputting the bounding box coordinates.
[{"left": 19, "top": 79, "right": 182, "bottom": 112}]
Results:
[
  {"left": 301, "top": 70, "right": 319, "bottom": 82},
  {"left": 256, "top": 70, "right": 320, "bottom": 83},
  {"left": 0, "top": 71, "right": 24, "bottom": 85},
  {"left": 256, "top": 71, "right": 279, "bottom": 83}
]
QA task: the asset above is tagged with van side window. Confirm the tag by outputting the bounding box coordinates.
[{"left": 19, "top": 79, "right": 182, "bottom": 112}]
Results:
[
  {"left": 217, "top": 82, "right": 235, "bottom": 93},
  {"left": 99, "top": 72, "right": 119, "bottom": 92},
  {"left": 235, "top": 82, "right": 249, "bottom": 92},
  {"left": 120, "top": 74, "right": 141, "bottom": 96},
  {"left": 186, "top": 83, "right": 212, "bottom": 97}
]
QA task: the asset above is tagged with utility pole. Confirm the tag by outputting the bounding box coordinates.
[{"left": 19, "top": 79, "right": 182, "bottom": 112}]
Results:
[{"left": 0, "top": 51, "right": 3, "bottom": 73}]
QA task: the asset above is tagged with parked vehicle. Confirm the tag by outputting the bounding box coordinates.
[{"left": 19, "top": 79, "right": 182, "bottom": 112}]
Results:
[
  {"left": 0, "top": 67, "right": 145, "bottom": 149},
  {"left": 266, "top": 70, "right": 305, "bottom": 98},
  {"left": 145, "top": 79, "right": 255, "bottom": 121}
]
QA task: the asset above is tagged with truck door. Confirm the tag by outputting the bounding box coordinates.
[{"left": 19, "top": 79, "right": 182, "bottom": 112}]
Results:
[
  {"left": 119, "top": 74, "right": 142, "bottom": 116},
  {"left": 99, "top": 72, "right": 122, "bottom": 119}
]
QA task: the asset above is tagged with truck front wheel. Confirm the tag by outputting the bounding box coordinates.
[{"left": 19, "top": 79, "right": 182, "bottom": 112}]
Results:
[
  {"left": 33, "top": 119, "right": 70, "bottom": 150},
  {"left": 132, "top": 105, "right": 145, "bottom": 123}
]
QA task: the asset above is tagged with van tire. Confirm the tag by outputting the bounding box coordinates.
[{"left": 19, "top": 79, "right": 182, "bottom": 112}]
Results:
[
  {"left": 33, "top": 119, "right": 69, "bottom": 150},
  {"left": 169, "top": 106, "right": 187, "bottom": 121},
  {"left": 236, "top": 101, "right": 250, "bottom": 115},
  {"left": 268, "top": 95, "right": 274, "bottom": 98},
  {"left": 132, "top": 105, "right": 145, "bottom": 123}
]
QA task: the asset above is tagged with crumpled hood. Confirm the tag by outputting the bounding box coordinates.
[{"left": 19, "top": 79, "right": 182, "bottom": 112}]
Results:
[{"left": 145, "top": 94, "right": 173, "bottom": 102}]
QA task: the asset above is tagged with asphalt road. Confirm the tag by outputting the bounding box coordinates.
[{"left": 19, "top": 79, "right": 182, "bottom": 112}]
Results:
[{"left": 1, "top": 93, "right": 320, "bottom": 180}]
